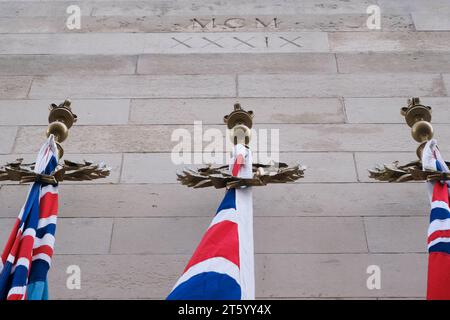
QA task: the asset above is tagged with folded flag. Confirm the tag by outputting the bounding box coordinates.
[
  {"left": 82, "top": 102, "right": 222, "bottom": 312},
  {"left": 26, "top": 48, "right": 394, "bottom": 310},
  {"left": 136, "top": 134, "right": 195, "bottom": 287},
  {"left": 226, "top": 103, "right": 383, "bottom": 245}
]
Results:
[
  {"left": 423, "top": 139, "right": 450, "bottom": 300},
  {"left": 167, "top": 143, "right": 255, "bottom": 300},
  {"left": 0, "top": 135, "right": 59, "bottom": 300}
]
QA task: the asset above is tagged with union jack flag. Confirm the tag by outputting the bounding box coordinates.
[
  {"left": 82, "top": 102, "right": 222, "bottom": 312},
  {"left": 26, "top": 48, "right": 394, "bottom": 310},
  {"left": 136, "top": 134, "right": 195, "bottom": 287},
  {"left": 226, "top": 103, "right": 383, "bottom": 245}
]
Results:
[
  {"left": 423, "top": 139, "right": 450, "bottom": 299},
  {"left": 0, "top": 135, "right": 59, "bottom": 300},
  {"left": 167, "top": 144, "right": 255, "bottom": 300}
]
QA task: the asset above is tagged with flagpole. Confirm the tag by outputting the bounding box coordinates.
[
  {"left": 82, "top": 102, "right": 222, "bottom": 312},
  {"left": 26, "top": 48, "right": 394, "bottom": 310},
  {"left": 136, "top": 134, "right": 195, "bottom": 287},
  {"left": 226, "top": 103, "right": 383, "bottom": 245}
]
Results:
[
  {"left": 226, "top": 103, "right": 255, "bottom": 300},
  {"left": 169, "top": 103, "right": 305, "bottom": 300}
]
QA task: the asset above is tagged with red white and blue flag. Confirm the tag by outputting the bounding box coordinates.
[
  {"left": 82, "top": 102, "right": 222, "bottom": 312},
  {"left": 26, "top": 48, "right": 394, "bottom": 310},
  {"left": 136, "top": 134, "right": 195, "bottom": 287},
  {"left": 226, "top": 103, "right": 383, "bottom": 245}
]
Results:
[
  {"left": 167, "top": 144, "right": 255, "bottom": 300},
  {"left": 0, "top": 135, "right": 59, "bottom": 300},
  {"left": 423, "top": 139, "right": 450, "bottom": 299}
]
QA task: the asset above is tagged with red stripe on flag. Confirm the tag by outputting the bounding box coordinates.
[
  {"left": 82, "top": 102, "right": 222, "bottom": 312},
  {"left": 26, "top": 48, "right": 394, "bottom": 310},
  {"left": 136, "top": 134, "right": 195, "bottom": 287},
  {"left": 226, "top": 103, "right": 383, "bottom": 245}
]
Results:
[
  {"left": 39, "top": 192, "right": 58, "bottom": 219},
  {"left": 1, "top": 218, "right": 20, "bottom": 263},
  {"left": 232, "top": 154, "right": 244, "bottom": 177},
  {"left": 33, "top": 245, "right": 53, "bottom": 258},
  {"left": 427, "top": 252, "right": 450, "bottom": 299},
  {"left": 432, "top": 182, "right": 449, "bottom": 204},
  {"left": 7, "top": 294, "right": 24, "bottom": 300},
  {"left": 5, "top": 229, "right": 23, "bottom": 265},
  {"left": 428, "top": 230, "right": 450, "bottom": 244},
  {"left": 184, "top": 220, "right": 240, "bottom": 272},
  {"left": 16, "top": 235, "right": 34, "bottom": 262}
]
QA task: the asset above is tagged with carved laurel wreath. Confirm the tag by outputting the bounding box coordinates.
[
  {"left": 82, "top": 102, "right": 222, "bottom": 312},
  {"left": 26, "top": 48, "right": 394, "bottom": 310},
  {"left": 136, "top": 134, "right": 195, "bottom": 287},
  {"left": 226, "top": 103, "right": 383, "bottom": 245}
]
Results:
[
  {"left": 369, "top": 160, "right": 450, "bottom": 182},
  {"left": 0, "top": 158, "right": 110, "bottom": 184},
  {"left": 177, "top": 162, "right": 305, "bottom": 189}
]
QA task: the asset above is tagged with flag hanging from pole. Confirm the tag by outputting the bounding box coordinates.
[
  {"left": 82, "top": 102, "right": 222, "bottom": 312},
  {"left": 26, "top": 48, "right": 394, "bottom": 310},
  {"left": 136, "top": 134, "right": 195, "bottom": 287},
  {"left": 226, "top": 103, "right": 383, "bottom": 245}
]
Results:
[
  {"left": 422, "top": 139, "right": 450, "bottom": 299},
  {"left": 167, "top": 143, "right": 255, "bottom": 300},
  {"left": 0, "top": 135, "right": 59, "bottom": 300}
]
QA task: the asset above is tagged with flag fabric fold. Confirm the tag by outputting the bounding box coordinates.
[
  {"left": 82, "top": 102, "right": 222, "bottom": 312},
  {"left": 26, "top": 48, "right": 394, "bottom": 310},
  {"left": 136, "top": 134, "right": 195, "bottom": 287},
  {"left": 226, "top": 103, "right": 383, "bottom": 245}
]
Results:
[
  {"left": 0, "top": 135, "right": 59, "bottom": 300},
  {"left": 167, "top": 143, "right": 255, "bottom": 300},
  {"left": 423, "top": 139, "right": 450, "bottom": 300}
]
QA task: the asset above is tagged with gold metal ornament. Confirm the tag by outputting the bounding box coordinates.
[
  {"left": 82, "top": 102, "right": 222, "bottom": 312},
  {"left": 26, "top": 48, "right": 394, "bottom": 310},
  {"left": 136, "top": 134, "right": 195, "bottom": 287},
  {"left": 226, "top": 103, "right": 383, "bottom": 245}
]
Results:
[
  {"left": 0, "top": 100, "right": 110, "bottom": 184},
  {"left": 369, "top": 97, "right": 442, "bottom": 182},
  {"left": 0, "top": 158, "right": 110, "bottom": 184},
  {"left": 401, "top": 97, "right": 433, "bottom": 155},
  {"left": 177, "top": 102, "right": 305, "bottom": 189},
  {"left": 178, "top": 162, "right": 305, "bottom": 189},
  {"left": 224, "top": 103, "right": 253, "bottom": 145},
  {"left": 46, "top": 99, "right": 77, "bottom": 158}
]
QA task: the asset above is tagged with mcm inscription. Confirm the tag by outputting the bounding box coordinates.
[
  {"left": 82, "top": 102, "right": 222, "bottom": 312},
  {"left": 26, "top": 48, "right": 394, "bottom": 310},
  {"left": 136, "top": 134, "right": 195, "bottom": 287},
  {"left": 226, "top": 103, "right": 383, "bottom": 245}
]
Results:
[{"left": 187, "top": 17, "right": 279, "bottom": 31}]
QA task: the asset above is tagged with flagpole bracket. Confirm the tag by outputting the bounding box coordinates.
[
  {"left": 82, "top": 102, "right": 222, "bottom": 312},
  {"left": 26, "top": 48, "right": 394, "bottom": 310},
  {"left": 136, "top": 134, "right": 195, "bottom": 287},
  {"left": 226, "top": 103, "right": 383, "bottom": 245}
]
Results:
[
  {"left": 0, "top": 158, "right": 110, "bottom": 184},
  {"left": 369, "top": 97, "right": 435, "bottom": 182},
  {"left": 177, "top": 162, "right": 306, "bottom": 189},
  {"left": 0, "top": 100, "right": 111, "bottom": 184}
]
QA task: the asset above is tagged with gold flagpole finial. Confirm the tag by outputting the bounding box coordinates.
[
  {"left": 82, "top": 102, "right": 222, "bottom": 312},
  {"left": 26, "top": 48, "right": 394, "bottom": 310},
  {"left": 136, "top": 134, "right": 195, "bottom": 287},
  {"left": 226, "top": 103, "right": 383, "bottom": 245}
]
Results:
[
  {"left": 369, "top": 97, "right": 441, "bottom": 182},
  {"left": 401, "top": 97, "right": 433, "bottom": 159},
  {"left": 47, "top": 99, "right": 78, "bottom": 159},
  {"left": 223, "top": 102, "right": 254, "bottom": 146}
]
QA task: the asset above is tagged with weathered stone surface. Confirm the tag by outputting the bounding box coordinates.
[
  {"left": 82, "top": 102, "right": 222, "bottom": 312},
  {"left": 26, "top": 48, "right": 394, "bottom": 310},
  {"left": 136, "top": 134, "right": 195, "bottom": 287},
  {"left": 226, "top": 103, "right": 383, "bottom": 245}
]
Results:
[
  {"left": 0, "top": 182, "right": 429, "bottom": 218},
  {"left": 91, "top": 0, "right": 373, "bottom": 16},
  {"left": 55, "top": 218, "right": 114, "bottom": 254},
  {"left": 0, "top": 14, "right": 413, "bottom": 33},
  {"left": 47, "top": 253, "right": 427, "bottom": 299},
  {"left": 0, "top": 76, "right": 32, "bottom": 99},
  {"left": 255, "top": 217, "right": 367, "bottom": 253},
  {"left": 130, "top": 98, "right": 345, "bottom": 124},
  {"left": 48, "top": 254, "right": 186, "bottom": 299},
  {"left": 412, "top": 13, "right": 450, "bottom": 31},
  {"left": 0, "top": 32, "right": 329, "bottom": 54},
  {"left": 120, "top": 152, "right": 356, "bottom": 183},
  {"left": 329, "top": 32, "right": 450, "bottom": 52},
  {"left": 364, "top": 217, "right": 428, "bottom": 253},
  {"left": 238, "top": 74, "right": 445, "bottom": 97},
  {"left": 442, "top": 74, "right": 450, "bottom": 94},
  {"left": 0, "top": 218, "right": 13, "bottom": 246},
  {"left": 0, "top": 99, "right": 130, "bottom": 125},
  {"left": 0, "top": 1, "right": 94, "bottom": 17},
  {"left": 14, "top": 124, "right": 450, "bottom": 153},
  {"left": 137, "top": 53, "right": 337, "bottom": 74},
  {"left": 0, "top": 127, "right": 17, "bottom": 154},
  {"left": 345, "top": 97, "right": 450, "bottom": 124},
  {"left": 0, "top": 55, "right": 137, "bottom": 75},
  {"left": 337, "top": 53, "right": 450, "bottom": 73},
  {"left": 28, "top": 75, "right": 236, "bottom": 99},
  {"left": 257, "top": 253, "right": 427, "bottom": 298},
  {"left": 254, "top": 182, "right": 429, "bottom": 217},
  {"left": 110, "top": 216, "right": 367, "bottom": 254},
  {"left": 377, "top": 0, "right": 450, "bottom": 14}
]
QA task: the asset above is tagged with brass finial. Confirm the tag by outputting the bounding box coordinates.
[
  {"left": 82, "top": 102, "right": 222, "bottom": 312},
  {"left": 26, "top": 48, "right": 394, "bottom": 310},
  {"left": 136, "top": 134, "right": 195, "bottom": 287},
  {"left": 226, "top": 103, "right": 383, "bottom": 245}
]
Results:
[
  {"left": 368, "top": 97, "right": 441, "bottom": 182},
  {"left": 176, "top": 102, "right": 305, "bottom": 188},
  {"left": 224, "top": 102, "right": 254, "bottom": 145},
  {"left": 401, "top": 97, "right": 433, "bottom": 159},
  {"left": 46, "top": 99, "right": 78, "bottom": 158},
  {"left": 224, "top": 103, "right": 253, "bottom": 129}
]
